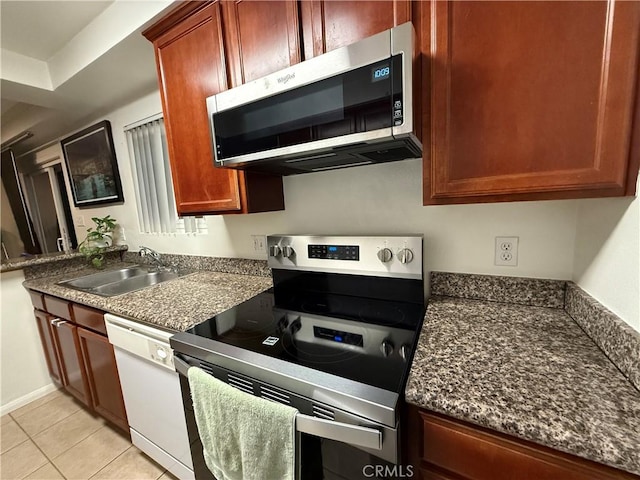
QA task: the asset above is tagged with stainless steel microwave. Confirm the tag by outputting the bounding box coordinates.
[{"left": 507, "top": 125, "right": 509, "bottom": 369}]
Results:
[{"left": 206, "top": 22, "right": 421, "bottom": 175}]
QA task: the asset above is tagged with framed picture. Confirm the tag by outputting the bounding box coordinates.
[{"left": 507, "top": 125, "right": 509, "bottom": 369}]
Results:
[{"left": 61, "top": 120, "right": 124, "bottom": 207}]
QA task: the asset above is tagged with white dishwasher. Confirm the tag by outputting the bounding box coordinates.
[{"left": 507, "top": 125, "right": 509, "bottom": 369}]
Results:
[{"left": 105, "top": 314, "right": 194, "bottom": 480}]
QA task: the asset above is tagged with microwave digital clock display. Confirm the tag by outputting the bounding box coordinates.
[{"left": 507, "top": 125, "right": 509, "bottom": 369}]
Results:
[{"left": 372, "top": 64, "right": 390, "bottom": 82}]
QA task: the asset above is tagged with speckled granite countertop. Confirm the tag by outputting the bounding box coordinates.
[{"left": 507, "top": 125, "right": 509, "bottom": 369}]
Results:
[
  {"left": 23, "top": 262, "right": 273, "bottom": 331},
  {"left": 1, "top": 245, "right": 127, "bottom": 273},
  {"left": 406, "top": 294, "right": 640, "bottom": 475}
]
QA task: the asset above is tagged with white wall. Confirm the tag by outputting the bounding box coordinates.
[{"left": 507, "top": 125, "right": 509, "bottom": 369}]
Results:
[
  {"left": 0, "top": 270, "right": 55, "bottom": 413},
  {"left": 55, "top": 89, "right": 579, "bottom": 284},
  {"left": 23, "top": 89, "right": 639, "bottom": 335},
  {"left": 573, "top": 175, "right": 640, "bottom": 332},
  {"left": 9, "top": 89, "right": 637, "bottom": 412}
]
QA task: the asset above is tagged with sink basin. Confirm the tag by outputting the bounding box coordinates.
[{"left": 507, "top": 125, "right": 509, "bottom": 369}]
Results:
[{"left": 58, "top": 266, "right": 182, "bottom": 297}]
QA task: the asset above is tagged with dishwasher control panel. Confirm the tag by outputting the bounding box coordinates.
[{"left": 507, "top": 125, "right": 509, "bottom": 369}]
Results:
[
  {"left": 148, "top": 340, "right": 173, "bottom": 367},
  {"left": 105, "top": 313, "right": 176, "bottom": 371}
]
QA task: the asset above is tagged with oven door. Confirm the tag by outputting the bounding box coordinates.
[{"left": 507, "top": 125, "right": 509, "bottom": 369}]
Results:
[{"left": 174, "top": 356, "right": 400, "bottom": 480}]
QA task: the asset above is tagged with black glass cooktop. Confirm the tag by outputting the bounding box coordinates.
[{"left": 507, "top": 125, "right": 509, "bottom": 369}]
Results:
[{"left": 185, "top": 289, "right": 425, "bottom": 394}]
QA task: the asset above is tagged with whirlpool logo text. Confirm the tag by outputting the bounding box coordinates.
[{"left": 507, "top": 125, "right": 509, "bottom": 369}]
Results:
[{"left": 277, "top": 73, "right": 295, "bottom": 84}]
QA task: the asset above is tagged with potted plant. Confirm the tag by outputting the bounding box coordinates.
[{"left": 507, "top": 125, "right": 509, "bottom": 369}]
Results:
[{"left": 78, "top": 215, "right": 117, "bottom": 268}]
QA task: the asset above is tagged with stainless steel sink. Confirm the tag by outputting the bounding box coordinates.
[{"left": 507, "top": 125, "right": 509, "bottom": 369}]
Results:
[{"left": 58, "top": 266, "right": 183, "bottom": 297}]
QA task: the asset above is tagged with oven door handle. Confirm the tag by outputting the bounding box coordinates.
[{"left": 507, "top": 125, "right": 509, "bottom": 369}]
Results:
[
  {"left": 296, "top": 414, "right": 382, "bottom": 451},
  {"left": 174, "top": 356, "right": 191, "bottom": 376},
  {"left": 174, "top": 356, "right": 383, "bottom": 451}
]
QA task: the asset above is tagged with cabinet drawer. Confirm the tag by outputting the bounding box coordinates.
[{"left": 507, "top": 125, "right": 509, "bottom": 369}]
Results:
[
  {"left": 28, "top": 290, "right": 45, "bottom": 310},
  {"left": 43, "top": 295, "right": 73, "bottom": 321},
  {"left": 72, "top": 304, "right": 106, "bottom": 335},
  {"left": 419, "top": 412, "right": 627, "bottom": 480}
]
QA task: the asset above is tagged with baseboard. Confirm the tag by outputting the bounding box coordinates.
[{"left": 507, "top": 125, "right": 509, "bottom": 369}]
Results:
[{"left": 0, "top": 383, "right": 59, "bottom": 416}]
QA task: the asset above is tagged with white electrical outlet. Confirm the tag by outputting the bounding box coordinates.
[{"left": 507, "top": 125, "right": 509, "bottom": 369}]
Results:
[
  {"left": 77, "top": 215, "right": 85, "bottom": 227},
  {"left": 251, "top": 235, "right": 267, "bottom": 254},
  {"left": 495, "top": 236, "right": 519, "bottom": 266},
  {"left": 120, "top": 227, "right": 126, "bottom": 241}
]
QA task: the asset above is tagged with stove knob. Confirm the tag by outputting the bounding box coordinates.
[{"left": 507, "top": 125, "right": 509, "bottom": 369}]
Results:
[
  {"left": 277, "top": 317, "right": 289, "bottom": 334},
  {"left": 156, "top": 347, "right": 168, "bottom": 360},
  {"left": 377, "top": 248, "right": 393, "bottom": 263},
  {"left": 380, "top": 340, "right": 394, "bottom": 357},
  {"left": 398, "top": 248, "right": 414, "bottom": 264},
  {"left": 282, "top": 245, "right": 295, "bottom": 258},
  {"left": 399, "top": 344, "right": 411, "bottom": 361},
  {"left": 269, "top": 245, "right": 281, "bottom": 257},
  {"left": 290, "top": 318, "right": 302, "bottom": 334}
]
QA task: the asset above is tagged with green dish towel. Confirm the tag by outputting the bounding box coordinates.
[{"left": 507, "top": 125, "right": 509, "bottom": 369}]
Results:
[{"left": 188, "top": 366, "right": 298, "bottom": 480}]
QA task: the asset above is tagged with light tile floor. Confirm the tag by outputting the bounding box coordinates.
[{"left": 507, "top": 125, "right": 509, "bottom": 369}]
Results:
[{"left": 0, "top": 390, "right": 179, "bottom": 480}]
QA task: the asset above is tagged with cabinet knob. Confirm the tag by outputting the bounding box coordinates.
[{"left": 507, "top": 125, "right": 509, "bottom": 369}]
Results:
[
  {"left": 377, "top": 248, "right": 393, "bottom": 263},
  {"left": 398, "top": 248, "right": 414, "bottom": 264}
]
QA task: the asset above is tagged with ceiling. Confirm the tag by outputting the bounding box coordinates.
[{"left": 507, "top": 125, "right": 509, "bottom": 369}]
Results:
[
  {"left": 1, "top": 1, "right": 113, "bottom": 60},
  {"left": 0, "top": 1, "right": 177, "bottom": 155}
]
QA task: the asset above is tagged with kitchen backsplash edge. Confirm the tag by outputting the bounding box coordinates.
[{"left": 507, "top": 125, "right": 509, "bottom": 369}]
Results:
[
  {"left": 123, "top": 251, "right": 271, "bottom": 277},
  {"left": 430, "top": 271, "right": 567, "bottom": 308},
  {"left": 565, "top": 283, "right": 640, "bottom": 392},
  {"left": 22, "top": 249, "right": 127, "bottom": 280}
]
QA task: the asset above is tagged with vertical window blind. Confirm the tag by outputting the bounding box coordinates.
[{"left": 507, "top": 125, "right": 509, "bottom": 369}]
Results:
[{"left": 124, "top": 115, "right": 206, "bottom": 235}]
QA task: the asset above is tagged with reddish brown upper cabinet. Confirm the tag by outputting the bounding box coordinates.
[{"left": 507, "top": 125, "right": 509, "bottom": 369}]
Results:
[
  {"left": 422, "top": 0, "right": 640, "bottom": 204},
  {"left": 142, "top": 1, "right": 284, "bottom": 216},
  {"left": 221, "top": 0, "right": 301, "bottom": 86},
  {"left": 33, "top": 310, "right": 64, "bottom": 388},
  {"left": 300, "top": 0, "right": 412, "bottom": 59},
  {"left": 406, "top": 406, "right": 639, "bottom": 480}
]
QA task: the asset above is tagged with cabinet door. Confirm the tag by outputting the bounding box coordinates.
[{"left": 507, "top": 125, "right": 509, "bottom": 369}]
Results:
[
  {"left": 406, "top": 407, "right": 637, "bottom": 480},
  {"left": 153, "top": 2, "right": 242, "bottom": 215},
  {"left": 78, "top": 327, "right": 128, "bottom": 432},
  {"left": 33, "top": 310, "right": 64, "bottom": 388},
  {"left": 222, "top": 0, "right": 301, "bottom": 86},
  {"left": 300, "top": 0, "right": 411, "bottom": 59},
  {"left": 147, "top": 2, "right": 284, "bottom": 215},
  {"left": 424, "top": 0, "right": 640, "bottom": 204},
  {"left": 51, "top": 320, "right": 91, "bottom": 406}
]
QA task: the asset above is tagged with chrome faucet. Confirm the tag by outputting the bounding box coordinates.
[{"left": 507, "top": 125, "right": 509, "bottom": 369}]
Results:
[{"left": 138, "top": 246, "right": 164, "bottom": 269}]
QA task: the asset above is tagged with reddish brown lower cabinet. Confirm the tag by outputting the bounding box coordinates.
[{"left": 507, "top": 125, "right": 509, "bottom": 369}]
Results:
[
  {"left": 50, "top": 320, "right": 91, "bottom": 407},
  {"left": 29, "top": 291, "right": 129, "bottom": 434},
  {"left": 406, "top": 406, "right": 638, "bottom": 480},
  {"left": 33, "top": 310, "right": 64, "bottom": 388},
  {"left": 78, "top": 328, "right": 128, "bottom": 431}
]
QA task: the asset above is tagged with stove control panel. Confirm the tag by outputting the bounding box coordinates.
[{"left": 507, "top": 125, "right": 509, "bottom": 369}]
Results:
[
  {"left": 309, "top": 244, "right": 360, "bottom": 261},
  {"left": 267, "top": 235, "right": 423, "bottom": 279}
]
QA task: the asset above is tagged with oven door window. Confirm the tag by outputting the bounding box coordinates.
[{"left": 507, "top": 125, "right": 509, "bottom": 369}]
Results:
[
  {"left": 214, "top": 55, "right": 403, "bottom": 160},
  {"left": 300, "top": 434, "right": 396, "bottom": 480}
]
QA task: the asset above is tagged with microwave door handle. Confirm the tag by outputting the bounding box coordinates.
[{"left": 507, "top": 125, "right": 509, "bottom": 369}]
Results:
[{"left": 296, "top": 414, "right": 382, "bottom": 451}]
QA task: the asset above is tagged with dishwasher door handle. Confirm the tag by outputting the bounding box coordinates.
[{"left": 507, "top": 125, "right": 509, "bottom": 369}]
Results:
[{"left": 296, "top": 414, "right": 382, "bottom": 451}]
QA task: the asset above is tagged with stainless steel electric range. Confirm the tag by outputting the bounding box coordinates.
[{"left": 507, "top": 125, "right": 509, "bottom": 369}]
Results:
[{"left": 171, "top": 235, "right": 425, "bottom": 480}]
